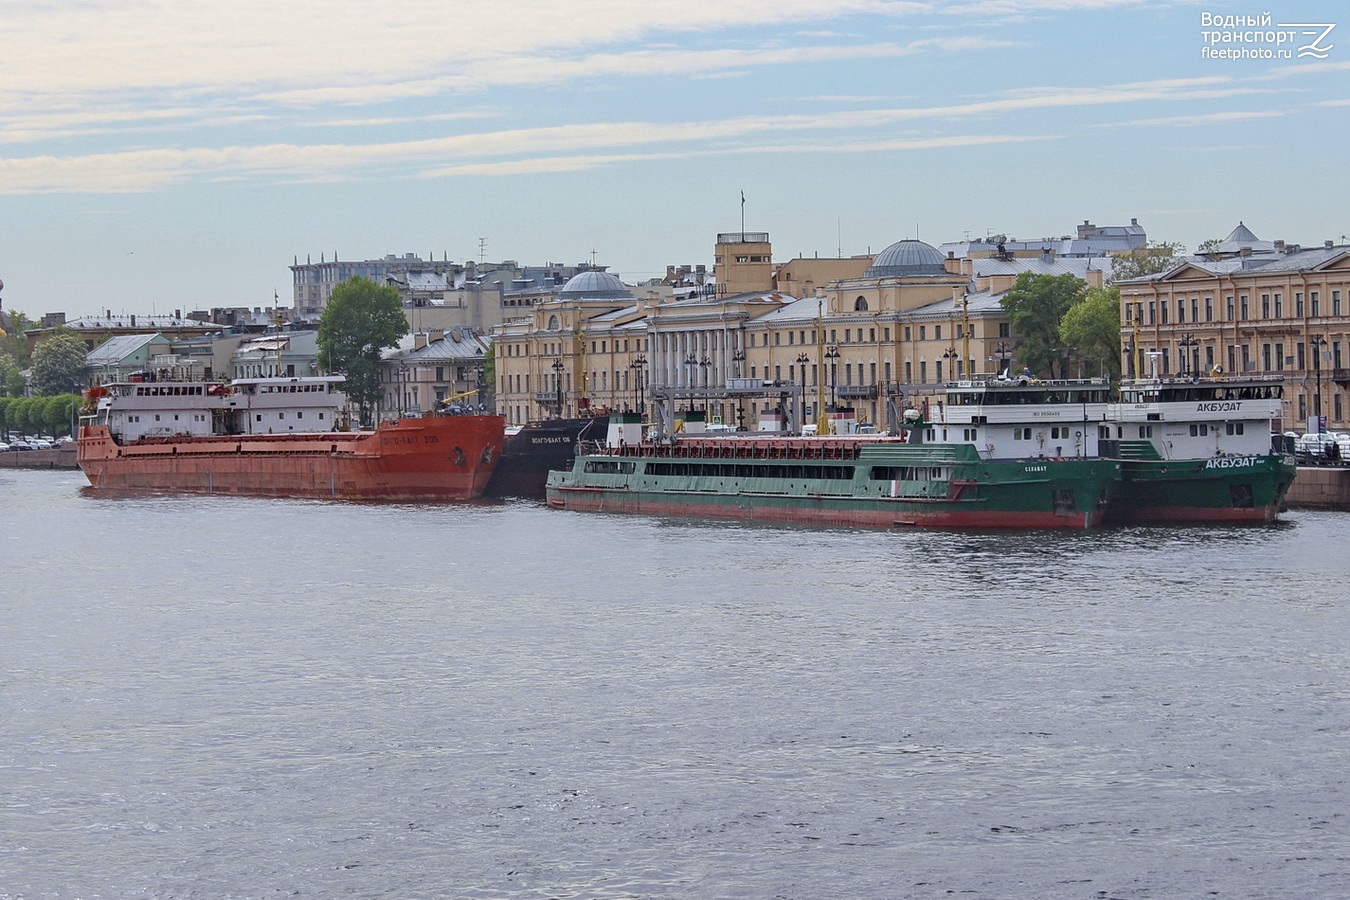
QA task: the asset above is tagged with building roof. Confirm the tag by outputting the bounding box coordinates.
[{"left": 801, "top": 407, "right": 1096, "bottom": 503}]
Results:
[
  {"left": 86, "top": 332, "right": 166, "bottom": 365},
  {"left": 864, "top": 240, "right": 947, "bottom": 278},
  {"left": 1120, "top": 244, "right": 1350, "bottom": 283},
  {"left": 63, "top": 314, "right": 215, "bottom": 331},
  {"left": 971, "top": 256, "right": 1116, "bottom": 280},
  {"left": 385, "top": 329, "right": 490, "bottom": 362}
]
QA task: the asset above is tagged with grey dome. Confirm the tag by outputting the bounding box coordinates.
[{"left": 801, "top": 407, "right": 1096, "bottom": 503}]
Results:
[
  {"left": 864, "top": 239, "right": 947, "bottom": 278},
  {"left": 558, "top": 270, "right": 634, "bottom": 300}
]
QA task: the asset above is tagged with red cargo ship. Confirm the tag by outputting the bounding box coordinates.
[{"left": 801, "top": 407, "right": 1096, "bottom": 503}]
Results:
[{"left": 77, "top": 376, "right": 504, "bottom": 500}]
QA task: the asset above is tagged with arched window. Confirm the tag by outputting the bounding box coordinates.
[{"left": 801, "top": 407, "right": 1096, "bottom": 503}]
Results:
[
  {"left": 854, "top": 296, "right": 869, "bottom": 311},
  {"left": 547, "top": 314, "right": 559, "bottom": 330}
]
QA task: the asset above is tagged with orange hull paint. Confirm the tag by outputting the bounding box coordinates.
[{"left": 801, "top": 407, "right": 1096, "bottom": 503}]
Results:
[{"left": 77, "top": 416, "right": 505, "bottom": 500}]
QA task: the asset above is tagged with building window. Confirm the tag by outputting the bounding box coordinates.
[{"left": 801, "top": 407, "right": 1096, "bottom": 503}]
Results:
[
  {"left": 1261, "top": 294, "right": 1270, "bottom": 318},
  {"left": 1311, "top": 291, "right": 1320, "bottom": 316},
  {"left": 1241, "top": 295, "right": 1250, "bottom": 319},
  {"left": 934, "top": 325, "right": 942, "bottom": 340},
  {"left": 1274, "top": 293, "right": 1283, "bottom": 317},
  {"left": 1226, "top": 295, "right": 1234, "bottom": 320},
  {"left": 854, "top": 296, "right": 868, "bottom": 311},
  {"left": 1296, "top": 292, "right": 1305, "bottom": 316}
]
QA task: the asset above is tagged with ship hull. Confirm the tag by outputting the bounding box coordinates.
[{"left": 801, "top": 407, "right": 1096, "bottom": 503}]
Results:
[
  {"left": 77, "top": 415, "right": 505, "bottom": 501},
  {"left": 1104, "top": 454, "right": 1296, "bottom": 524},
  {"left": 546, "top": 439, "right": 1119, "bottom": 530},
  {"left": 484, "top": 415, "right": 609, "bottom": 498}
]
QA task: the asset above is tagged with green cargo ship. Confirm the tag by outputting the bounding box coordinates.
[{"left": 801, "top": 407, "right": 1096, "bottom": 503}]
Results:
[{"left": 546, "top": 433, "right": 1119, "bottom": 530}]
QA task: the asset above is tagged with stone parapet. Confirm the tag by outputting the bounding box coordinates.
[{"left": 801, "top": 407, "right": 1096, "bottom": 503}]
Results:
[{"left": 1286, "top": 466, "right": 1350, "bottom": 510}]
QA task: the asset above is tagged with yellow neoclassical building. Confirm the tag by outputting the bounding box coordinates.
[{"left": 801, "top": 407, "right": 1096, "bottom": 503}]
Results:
[{"left": 492, "top": 232, "right": 1116, "bottom": 431}]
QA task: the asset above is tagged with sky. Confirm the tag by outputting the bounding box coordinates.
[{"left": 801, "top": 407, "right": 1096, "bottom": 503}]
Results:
[{"left": 2, "top": 0, "right": 1348, "bottom": 319}]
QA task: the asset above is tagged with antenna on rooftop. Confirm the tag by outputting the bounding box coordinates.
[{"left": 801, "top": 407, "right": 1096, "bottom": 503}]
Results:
[{"left": 478, "top": 237, "right": 486, "bottom": 264}]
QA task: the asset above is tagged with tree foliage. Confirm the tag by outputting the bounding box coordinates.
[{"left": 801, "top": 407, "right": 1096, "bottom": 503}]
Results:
[
  {"left": 316, "top": 277, "right": 408, "bottom": 425},
  {"left": 0, "top": 393, "right": 80, "bottom": 438},
  {"left": 1060, "top": 285, "right": 1123, "bottom": 382},
  {"left": 1110, "top": 240, "right": 1186, "bottom": 282},
  {"left": 482, "top": 342, "right": 496, "bottom": 408},
  {"left": 1000, "top": 273, "right": 1085, "bottom": 378},
  {"left": 30, "top": 330, "right": 90, "bottom": 396},
  {"left": 0, "top": 355, "right": 23, "bottom": 397}
]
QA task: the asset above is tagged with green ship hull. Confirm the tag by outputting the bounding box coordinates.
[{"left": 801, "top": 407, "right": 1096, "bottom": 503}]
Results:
[{"left": 1105, "top": 452, "right": 1297, "bottom": 524}]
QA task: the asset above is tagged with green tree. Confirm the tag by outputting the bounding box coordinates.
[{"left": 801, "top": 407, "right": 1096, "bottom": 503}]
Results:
[
  {"left": 0, "top": 308, "right": 34, "bottom": 368},
  {"left": 1196, "top": 238, "right": 1223, "bottom": 260},
  {"left": 316, "top": 277, "right": 408, "bottom": 426},
  {"left": 30, "top": 330, "right": 89, "bottom": 396},
  {"left": 1000, "top": 272, "right": 1085, "bottom": 378},
  {"left": 1061, "top": 284, "right": 1123, "bottom": 382},
  {"left": 0, "top": 396, "right": 11, "bottom": 438},
  {"left": 1110, "top": 240, "right": 1186, "bottom": 282},
  {"left": 0, "top": 355, "right": 22, "bottom": 397},
  {"left": 42, "top": 394, "right": 80, "bottom": 437},
  {"left": 10, "top": 396, "right": 35, "bottom": 435},
  {"left": 481, "top": 342, "right": 496, "bottom": 409}
]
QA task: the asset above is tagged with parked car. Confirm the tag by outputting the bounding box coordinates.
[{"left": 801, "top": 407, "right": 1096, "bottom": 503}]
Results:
[
  {"left": 1295, "top": 432, "right": 1336, "bottom": 457},
  {"left": 0, "top": 441, "right": 9, "bottom": 452}
]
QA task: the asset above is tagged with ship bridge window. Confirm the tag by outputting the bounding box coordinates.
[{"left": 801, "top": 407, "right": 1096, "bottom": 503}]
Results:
[
  {"left": 583, "top": 460, "right": 636, "bottom": 474},
  {"left": 1189, "top": 424, "right": 1209, "bottom": 436},
  {"left": 1225, "top": 423, "right": 1244, "bottom": 435}
]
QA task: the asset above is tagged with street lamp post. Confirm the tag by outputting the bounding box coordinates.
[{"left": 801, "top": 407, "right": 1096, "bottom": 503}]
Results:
[
  {"left": 398, "top": 365, "right": 409, "bottom": 416},
  {"left": 993, "top": 341, "right": 1010, "bottom": 377},
  {"left": 699, "top": 356, "right": 711, "bottom": 414},
  {"left": 795, "top": 352, "right": 810, "bottom": 425},
  {"left": 1178, "top": 334, "right": 1198, "bottom": 377},
  {"left": 942, "top": 346, "right": 957, "bottom": 383},
  {"left": 631, "top": 353, "right": 647, "bottom": 415},
  {"left": 1311, "top": 335, "right": 1328, "bottom": 429},
  {"left": 552, "top": 358, "right": 564, "bottom": 417},
  {"left": 683, "top": 353, "right": 698, "bottom": 415},
  {"left": 825, "top": 345, "right": 840, "bottom": 410},
  {"left": 731, "top": 349, "right": 745, "bottom": 428}
]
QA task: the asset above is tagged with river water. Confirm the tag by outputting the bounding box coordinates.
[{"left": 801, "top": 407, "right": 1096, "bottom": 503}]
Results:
[{"left": 2, "top": 468, "right": 1348, "bottom": 899}]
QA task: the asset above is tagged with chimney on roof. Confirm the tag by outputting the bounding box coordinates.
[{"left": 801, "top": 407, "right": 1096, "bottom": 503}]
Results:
[
  {"left": 1326, "top": 240, "right": 1335, "bottom": 249},
  {"left": 130, "top": 315, "right": 136, "bottom": 327},
  {"left": 1040, "top": 246, "right": 1055, "bottom": 264}
]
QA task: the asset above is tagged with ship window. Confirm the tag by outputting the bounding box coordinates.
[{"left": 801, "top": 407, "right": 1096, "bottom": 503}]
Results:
[
  {"left": 257, "top": 414, "right": 263, "bottom": 422},
  {"left": 297, "top": 412, "right": 304, "bottom": 419},
  {"left": 1189, "top": 424, "right": 1208, "bottom": 436},
  {"left": 154, "top": 414, "right": 161, "bottom": 421},
  {"left": 1139, "top": 425, "right": 1153, "bottom": 438}
]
